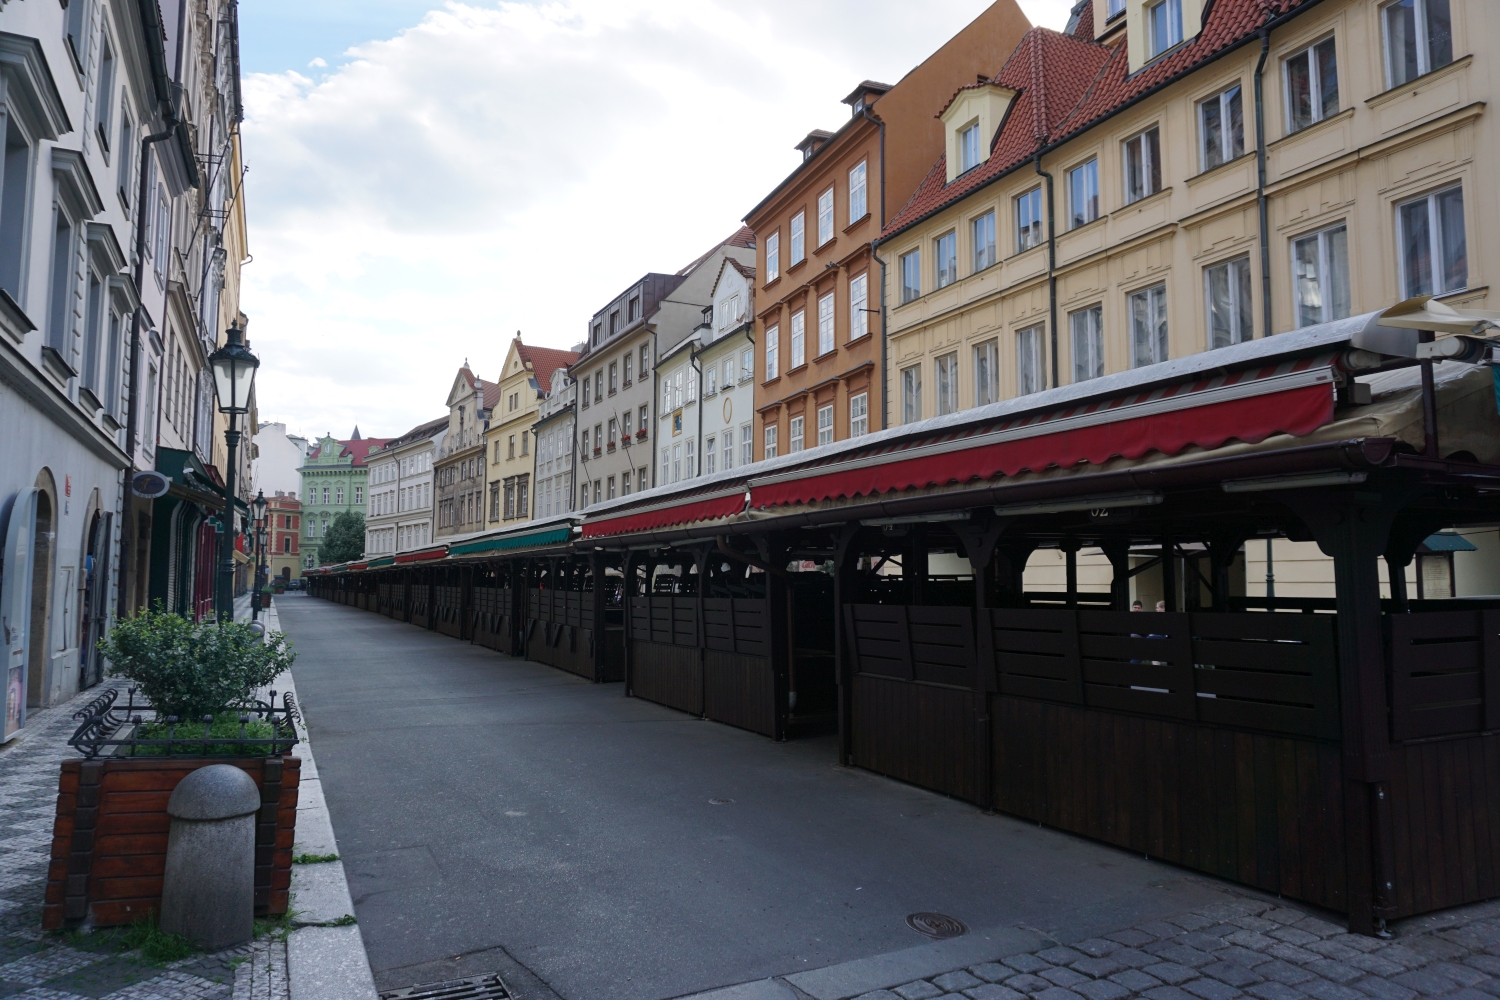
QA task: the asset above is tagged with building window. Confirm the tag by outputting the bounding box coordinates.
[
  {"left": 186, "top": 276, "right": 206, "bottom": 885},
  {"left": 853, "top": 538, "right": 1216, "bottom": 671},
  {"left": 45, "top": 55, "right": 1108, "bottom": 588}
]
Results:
[
  {"left": 1200, "top": 86, "right": 1244, "bottom": 170},
  {"left": 628, "top": 295, "right": 641, "bottom": 321},
  {"left": 581, "top": 428, "right": 590, "bottom": 456},
  {"left": 609, "top": 311, "right": 619, "bottom": 336},
  {"left": 638, "top": 468, "right": 648, "bottom": 493},
  {"left": 1384, "top": 0, "right": 1452, "bottom": 89},
  {"left": 490, "top": 481, "right": 501, "bottom": 520},
  {"left": 817, "top": 404, "right": 834, "bottom": 446},
  {"left": 1292, "top": 223, "right": 1350, "bottom": 327},
  {"left": 849, "top": 162, "right": 867, "bottom": 222},
  {"left": 591, "top": 323, "right": 602, "bottom": 347},
  {"left": 593, "top": 480, "right": 601, "bottom": 503},
  {"left": 973, "top": 211, "right": 997, "bottom": 272},
  {"left": 581, "top": 484, "right": 590, "bottom": 509},
  {"left": 935, "top": 231, "right": 957, "bottom": 289},
  {"left": 705, "top": 365, "right": 717, "bottom": 396},
  {"left": 607, "top": 417, "right": 618, "bottom": 447},
  {"left": 1285, "top": 38, "right": 1339, "bottom": 132},
  {"left": 1398, "top": 186, "right": 1466, "bottom": 299},
  {"left": 740, "top": 348, "right": 753, "bottom": 382},
  {"left": 1069, "top": 159, "right": 1099, "bottom": 228},
  {"left": 518, "top": 477, "right": 528, "bottom": 517},
  {"left": 901, "top": 364, "right": 922, "bottom": 423},
  {"left": 766, "top": 231, "right": 780, "bottom": 281},
  {"left": 521, "top": 431, "right": 529, "bottom": 455},
  {"left": 790, "top": 211, "right": 805, "bottom": 265},
  {"left": 661, "top": 447, "right": 670, "bottom": 484},
  {"left": 638, "top": 404, "right": 648, "bottom": 435},
  {"left": 607, "top": 475, "right": 616, "bottom": 500},
  {"left": 849, "top": 273, "right": 869, "bottom": 341},
  {"left": 640, "top": 343, "right": 649, "bottom": 372},
  {"left": 790, "top": 311, "right": 805, "bottom": 368},
  {"left": 623, "top": 352, "right": 632, "bottom": 385},
  {"left": 741, "top": 424, "right": 753, "bottom": 465},
  {"left": 581, "top": 377, "right": 590, "bottom": 408},
  {"left": 849, "top": 393, "right": 868, "bottom": 437},
  {"left": 901, "top": 249, "right": 921, "bottom": 303},
  {"left": 1017, "top": 325, "right": 1046, "bottom": 395},
  {"left": 1123, "top": 127, "right": 1161, "bottom": 204},
  {"left": 355, "top": 487, "right": 363, "bottom": 505},
  {"left": 817, "top": 188, "right": 834, "bottom": 247},
  {"left": 974, "top": 338, "right": 999, "bottom": 406},
  {"left": 706, "top": 436, "right": 716, "bottom": 475},
  {"left": 817, "top": 292, "right": 835, "bottom": 356},
  {"left": 1070, "top": 305, "right": 1104, "bottom": 383},
  {"left": 336, "top": 488, "right": 345, "bottom": 505},
  {"left": 1129, "top": 283, "right": 1169, "bottom": 368},
  {"left": 595, "top": 370, "right": 603, "bottom": 402},
  {"left": 508, "top": 435, "right": 516, "bottom": 459},
  {"left": 764, "top": 424, "right": 778, "bottom": 460},
  {"left": 1108, "top": 0, "right": 1126, "bottom": 16},
  {"left": 764, "top": 325, "right": 779, "bottom": 380},
  {"left": 722, "top": 427, "right": 734, "bottom": 470},
  {"left": 1206, "top": 255, "right": 1254, "bottom": 348},
  {"left": 46, "top": 206, "right": 76, "bottom": 352},
  {"left": 789, "top": 415, "right": 804, "bottom": 454},
  {"left": 959, "top": 121, "right": 983, "bottom": 173},
  {"left": 1014, "top": 188, "right": 1043, "bottom": 254},
  {"left": 1148, "top": 0, "right": 1183, "bottom": 57},
  {"left": 935, "top": 352, "right": 959, "bottom": 415},
  {"left": 609, "top": 362, "right": 617, "bottom": 394}
]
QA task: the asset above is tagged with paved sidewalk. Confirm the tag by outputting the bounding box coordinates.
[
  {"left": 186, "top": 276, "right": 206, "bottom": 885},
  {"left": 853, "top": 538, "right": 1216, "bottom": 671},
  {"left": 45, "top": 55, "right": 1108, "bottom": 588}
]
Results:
[
  {"left": 809, "top": 894, "right": 1500, "bottom": 1000},
  {"left": 0, "top": 598, "right": 365, "bottom": 1000}
]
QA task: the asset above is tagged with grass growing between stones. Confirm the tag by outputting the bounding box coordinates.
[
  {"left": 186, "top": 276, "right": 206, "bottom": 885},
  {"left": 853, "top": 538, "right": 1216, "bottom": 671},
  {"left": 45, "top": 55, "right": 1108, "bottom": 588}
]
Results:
[{"left": 292, "top": 852, "right": 339, "bottom": 864}]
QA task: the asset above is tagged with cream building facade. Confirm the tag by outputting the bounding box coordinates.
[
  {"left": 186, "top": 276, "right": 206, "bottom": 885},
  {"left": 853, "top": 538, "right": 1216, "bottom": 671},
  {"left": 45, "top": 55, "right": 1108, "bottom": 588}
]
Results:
[
  {"left": 483, "top": 338, "right": 577, "bottom": 528},
  {"left": 878, "top": 0, "right": 1497, "bottom": 598},
  {"left": 533, "top": 368, "right": 577, "bottom": 520},
  {"left": 365, "top": 416, "right": 445, "bottom": 556}
]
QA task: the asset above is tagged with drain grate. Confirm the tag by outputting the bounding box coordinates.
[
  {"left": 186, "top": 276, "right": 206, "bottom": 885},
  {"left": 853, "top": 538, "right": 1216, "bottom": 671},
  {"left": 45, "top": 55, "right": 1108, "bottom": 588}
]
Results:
[
  {"left": 905, "top": 912, "right": 968, "bottom": 939},
  {"left": 380, "top": 974, "right": 511, "bottom": 1000}
]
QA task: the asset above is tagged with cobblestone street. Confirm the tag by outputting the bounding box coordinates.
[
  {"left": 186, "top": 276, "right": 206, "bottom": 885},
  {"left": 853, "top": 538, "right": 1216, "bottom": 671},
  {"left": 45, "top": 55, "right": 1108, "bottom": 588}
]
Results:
[{"left": 847, "top": 895, "right": 1500, "bottom": 1000}]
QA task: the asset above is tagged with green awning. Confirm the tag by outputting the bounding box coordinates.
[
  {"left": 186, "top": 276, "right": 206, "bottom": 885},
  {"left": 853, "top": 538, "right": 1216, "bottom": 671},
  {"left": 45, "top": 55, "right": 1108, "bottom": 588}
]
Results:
[
  {"left": 365, "top": 556, "right": 395, "bottom": 568},
  {"left": 448, "top": 526, "right": 572, "bottom": 556},
  {"left": 1421, "top": 532, "right": 1479, "bottom": 552}
]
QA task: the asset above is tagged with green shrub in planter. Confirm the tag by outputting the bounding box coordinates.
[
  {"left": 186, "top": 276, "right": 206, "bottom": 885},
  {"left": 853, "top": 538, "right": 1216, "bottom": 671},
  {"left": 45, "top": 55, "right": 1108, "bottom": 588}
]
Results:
[{"left": 97, "top": 606, "right": 296, "bottom": 722}]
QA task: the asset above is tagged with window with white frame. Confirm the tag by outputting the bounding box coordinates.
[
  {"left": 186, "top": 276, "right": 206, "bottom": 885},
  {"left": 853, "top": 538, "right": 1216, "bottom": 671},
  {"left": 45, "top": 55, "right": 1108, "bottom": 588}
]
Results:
[
  {"left": 1070, "top": 305, "right": 1104, "bottom": 382},
  {"left": 849, "top": 161, "right": 868, "bottom": 222},
  {"left": 1016, "top": 187, "right": 1043, "bottom": 252},
  {"left": 936, "top": 352, "right": 959, "bottom": 416},
  {"left": 901, "top": 249, "right": 922, "bottom": 303},
  {"left": 1206, "top": 255, "right": 1253, "bottom": 349},
  {"left": 741, "top": 424, "right": 753, "bottom": 465},
  {"left": 765, "top": 324, "right": 779, "bottom": 380},
  {"left": 1285, "top": 38, "right": 1339, "bottom": 132},
  {"left": 790, "top": 211, "right": 805, "bottom": 265},
  {"left": 685, "top": 439, "right": 695, "bottom": 477},
  {"left": 974, "top": 338, "right": 999, "bottom": 406},
  {"left": 46, "top": 206, "right": 76, "bottom": 352},
  {"left": 1123, "top": 127, "right": 1161, "bottom": 204},
  {"left": 672, "top": 443, "right": 682, "bottom": 482},
  {"left": 705, "top": 364, "right": 717, "bottom": 396},
  {"left": 901, "top": 364, "right": 922, "bottom": 423},
  {"left": 973, "top": 211, "right": 997, "bottom": 272},
  {"left": 1107, "top": 0, "right": 1126, "bottom": 16},
  {"left": 764, "top": 423, "right": 778, "bottom": 459},
  {"left": 741, "top": 348, "right": 753, "bottom": 381},
  {"left": 1292, "top": 223, "right": 1350, "bottom": 327},
  {"left": 1383, "top": 0, "right": 1452, "bottom": 89},
  {"left": 817, "top": 292, "right": 835, "bottom": 355},
  {"left": 935, "top": 231, "right": 958, "bottom": 289},
  {"left": 817, "top": 188, "right": 834, "bottom": 247},
  {"left": 790, "top": 310, "right": 805, "bottom": 368},
  {"left": 1069, "top": 159, "right": 1099, "bottom": 228},
  {"left": 789, "top": 415, "right": 805, "bottom": 453},
  {"left": 1200, "top": 86, "right": 1244, "bottom": 170},
  {"left": 849, "top": 392, "right": 869, "bottom": 437},
  {"left": 722, "top": 427, "right": 734, "bottom": 470},
  {"left": 1398, "top": 185, "right": 1466, "bottom": 299},
  {"left": 1148, "top": 0, "right": 1183, "bottom": 57},
  {"left": 959, "top": 121, "right": 983, "bottom": 173},
  {"left": 850, "top": 273, "right": 869, "bottom": 340},
  {"left": 1129, "top": 283, "right": 1169, "bottom": 368},
  {"left": 817, "top": 404, "right": 834, "bottom": 446},
  {"left": 1017, "top": 325, "right": 1046, "bottom": 395}
]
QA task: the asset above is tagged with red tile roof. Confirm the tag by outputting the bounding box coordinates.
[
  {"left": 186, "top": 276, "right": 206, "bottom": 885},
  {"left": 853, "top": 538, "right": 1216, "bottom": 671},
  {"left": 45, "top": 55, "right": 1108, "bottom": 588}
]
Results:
[
  {"left": 480, "top": 380, "right": 501, "bottom": 413},
  {"left": 340, "top": 437, "right": 392, "bottom": 467},
  {"left": 884, "top": 0, "right": 1308, "bottom": 241},
  {"left": 516, "top": 345, "right": 581, "bottom": 395},
  {"left": 677, "top": 226, "right": 757, "bottom": 276}
]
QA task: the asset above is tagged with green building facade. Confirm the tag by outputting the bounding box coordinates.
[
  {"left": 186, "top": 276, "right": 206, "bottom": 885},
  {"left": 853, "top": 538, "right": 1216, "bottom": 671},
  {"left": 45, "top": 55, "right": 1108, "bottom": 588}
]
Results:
[{"left": 299, "top": 431, "right": 384, "bottom": 568}]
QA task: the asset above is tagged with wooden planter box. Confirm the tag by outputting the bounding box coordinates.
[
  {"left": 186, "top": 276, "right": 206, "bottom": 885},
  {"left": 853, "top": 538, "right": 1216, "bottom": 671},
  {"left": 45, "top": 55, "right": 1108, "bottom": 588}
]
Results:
[{"left": 43, "top": 755, "right": 300, "bottom": 929}]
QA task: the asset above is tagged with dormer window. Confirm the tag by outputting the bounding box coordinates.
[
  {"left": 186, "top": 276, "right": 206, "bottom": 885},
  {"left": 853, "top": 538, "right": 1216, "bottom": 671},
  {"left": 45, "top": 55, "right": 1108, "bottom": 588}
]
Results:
[
  {"left": 628, "top": 295, "right": 641, "bottom": 321},
  {"left": 1107, "top": 0, "right": 1126, "bottom": 17},
  {"left": 1148, "top": 0, "right": 1183, "bottom": 57},
  {"left": 959, "top": 122, "right": 983, "bottom": 173}
]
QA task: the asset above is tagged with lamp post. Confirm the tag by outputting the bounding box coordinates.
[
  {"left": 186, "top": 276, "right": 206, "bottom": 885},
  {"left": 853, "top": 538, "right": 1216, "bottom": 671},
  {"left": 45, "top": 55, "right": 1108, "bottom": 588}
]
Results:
[
  {"left": 208, "top": 324, "right": 260, "bottom": 624},
  {"left": 252, "top": 490, "right": 268, "bottom": 621}
]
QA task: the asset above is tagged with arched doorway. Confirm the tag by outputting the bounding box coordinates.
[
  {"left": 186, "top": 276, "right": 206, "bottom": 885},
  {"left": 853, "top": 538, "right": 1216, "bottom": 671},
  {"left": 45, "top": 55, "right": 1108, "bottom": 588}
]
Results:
[{"left": 78, "top": 502, "right": 112, "bottom": 690}]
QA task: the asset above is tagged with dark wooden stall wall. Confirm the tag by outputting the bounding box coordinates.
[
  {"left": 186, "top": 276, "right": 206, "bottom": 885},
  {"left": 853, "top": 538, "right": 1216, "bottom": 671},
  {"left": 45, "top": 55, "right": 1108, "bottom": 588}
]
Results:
[
  {"left": 631, "top": 596, "right": 703, "bottom": 717},
  {"left": 410, "top": 582, "right": 432, "bottom": 629},
  {"left": 704, "top": 599, "right": 774, "bottom": 737},
  {"left": 434, "top": 583, "right": 465, "bottom": 638},
  {"left": 525, "top": 588, "right": 596, "bottom": 679},
  {"left": 472, "top": 585, "right": 514, "bottom": 654}
]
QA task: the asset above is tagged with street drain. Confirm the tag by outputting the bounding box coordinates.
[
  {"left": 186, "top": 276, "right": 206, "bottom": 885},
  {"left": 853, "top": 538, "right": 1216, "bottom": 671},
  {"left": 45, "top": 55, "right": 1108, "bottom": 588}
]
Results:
[
  {"left": 709, "top": 797, "right": 734, "bottom": 805},
  {"left": 379, "top": 974, "right": 510, "bottom": 1000},
  {"left": 905, "top": 912, "right": 968, "bottom": 939}
]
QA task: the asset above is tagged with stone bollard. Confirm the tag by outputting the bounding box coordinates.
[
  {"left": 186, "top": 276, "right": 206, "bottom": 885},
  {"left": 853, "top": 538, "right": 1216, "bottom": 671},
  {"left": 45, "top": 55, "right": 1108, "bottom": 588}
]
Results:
[{"left": 161, "top": 763, "right": 262, "bottom": 951}]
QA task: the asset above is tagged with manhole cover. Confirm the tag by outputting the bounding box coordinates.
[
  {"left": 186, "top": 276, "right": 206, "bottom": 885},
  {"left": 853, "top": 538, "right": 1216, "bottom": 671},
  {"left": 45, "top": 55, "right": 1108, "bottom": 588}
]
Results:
[
  {"left": 380, "top": 974, "right": 510, "bottom": 1000},
  {"left": 709, "top": 797, "right": 734, "bottom": 805},
  {"left": 905, "top": 912, "right": 968, "bottom": 939}
]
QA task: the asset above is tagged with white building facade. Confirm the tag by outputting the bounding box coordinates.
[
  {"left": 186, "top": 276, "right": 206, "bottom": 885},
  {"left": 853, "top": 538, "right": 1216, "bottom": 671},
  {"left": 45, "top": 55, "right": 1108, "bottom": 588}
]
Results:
[
  {"left": 252, "top": 421, "right": 307, "bottom": 499},
  {"left": 532, "top": 369, "right": 575, "bottom": 520},
  {"left": 365, "top": 416, "right": 445, "bottom": 556}
]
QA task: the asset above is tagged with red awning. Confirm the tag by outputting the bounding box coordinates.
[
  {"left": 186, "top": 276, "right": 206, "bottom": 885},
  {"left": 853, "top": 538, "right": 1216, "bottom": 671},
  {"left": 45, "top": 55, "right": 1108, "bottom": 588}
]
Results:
[
  {"left": 582, "top": 488, "right": 747, "bottom": 539},
  {"left": 751, "top": 363, "right": 1335, "bottom": 510},
  {"left": 394, "top": 546, "right": 448, "bottom": 564}
]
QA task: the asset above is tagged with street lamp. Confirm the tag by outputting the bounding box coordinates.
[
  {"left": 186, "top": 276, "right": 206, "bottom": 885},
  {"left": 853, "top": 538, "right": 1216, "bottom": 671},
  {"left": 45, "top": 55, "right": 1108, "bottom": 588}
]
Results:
[
  {"left": 252, "top": 489, "right": 269, "bottom": 621},
  {"left": 209, "top": 323, "right": 260, "bottom": 623}
]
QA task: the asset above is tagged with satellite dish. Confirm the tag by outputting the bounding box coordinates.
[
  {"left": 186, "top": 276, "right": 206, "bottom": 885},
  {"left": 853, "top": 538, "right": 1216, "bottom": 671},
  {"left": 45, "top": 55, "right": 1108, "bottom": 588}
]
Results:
[{"left": 132, "top": 471, "right": 171, "bottom": 499}]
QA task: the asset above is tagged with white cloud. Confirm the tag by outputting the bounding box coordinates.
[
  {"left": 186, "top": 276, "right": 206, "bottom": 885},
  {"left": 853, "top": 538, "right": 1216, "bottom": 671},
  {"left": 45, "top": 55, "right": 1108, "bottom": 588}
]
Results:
[
  {"left": 242, "top": 0, "right": 1076, "bottom": 439},
  {"left": 307, "top": 56, "right": 327, "bottom": 68}
]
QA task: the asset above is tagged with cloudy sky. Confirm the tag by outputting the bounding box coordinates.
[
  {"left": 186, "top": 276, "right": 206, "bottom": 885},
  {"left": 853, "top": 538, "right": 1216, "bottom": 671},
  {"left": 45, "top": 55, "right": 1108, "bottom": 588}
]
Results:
[{"left": 239, "top": 0, "right": 1075, "bottom": 443}]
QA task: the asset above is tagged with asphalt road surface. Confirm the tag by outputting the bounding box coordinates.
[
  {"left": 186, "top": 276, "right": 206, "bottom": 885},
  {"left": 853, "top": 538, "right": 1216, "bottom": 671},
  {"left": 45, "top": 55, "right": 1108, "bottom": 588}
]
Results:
[{"left": 275, "top": 593, "right": 1246, "bottom": 1000}]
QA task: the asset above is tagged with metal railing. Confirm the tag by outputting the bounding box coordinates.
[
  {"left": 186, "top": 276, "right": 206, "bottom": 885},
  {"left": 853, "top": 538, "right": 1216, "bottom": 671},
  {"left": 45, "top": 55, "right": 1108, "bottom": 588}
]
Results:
[{"left": 67, "top": 686, "right": 301, "bottom": 759}]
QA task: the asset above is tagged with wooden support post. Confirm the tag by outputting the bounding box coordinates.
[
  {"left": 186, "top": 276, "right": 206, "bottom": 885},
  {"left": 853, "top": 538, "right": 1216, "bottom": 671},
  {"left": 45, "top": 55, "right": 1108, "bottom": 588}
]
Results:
[
  {"left": 590, "top": 548, "right": 606, "bottom": 683},
  {"left": 694, "top": 547, "right": 711, "bottom": 717},
  {"left": 1101, "top": 540, "right": 1131, "bottom": 612},
  {"left": 764, "top": 536, "right": 792, "bottom": 743},
  {"left": 832, "top": 526, "right": 861, "bottom": 767},
  {"left": 1161, "top": 528, "right": 1177, "bottom": 613},
  {"left": 952, "top": 516, "right": 1007, "bottom": 813},
  {"left": 1061, "top": 537, "right": 1081, "bottom": 610},
  {"left": 1208, "top": 533, "right": 1248, "bottom": 613}
]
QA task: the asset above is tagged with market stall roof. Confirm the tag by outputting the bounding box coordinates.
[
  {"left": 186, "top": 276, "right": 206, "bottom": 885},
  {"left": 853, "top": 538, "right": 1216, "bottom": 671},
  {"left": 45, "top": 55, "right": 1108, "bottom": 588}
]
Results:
[
  {"left": 393, "top": 544, "right": 448, "bottom": 564},
  {"left": 447, "top": 514, "right": 579, "bottom": 557}
]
